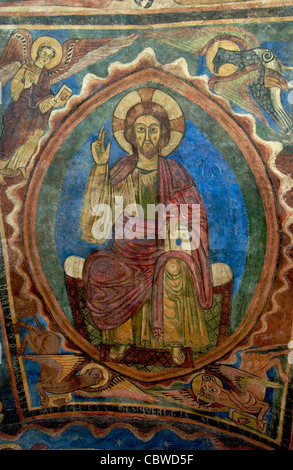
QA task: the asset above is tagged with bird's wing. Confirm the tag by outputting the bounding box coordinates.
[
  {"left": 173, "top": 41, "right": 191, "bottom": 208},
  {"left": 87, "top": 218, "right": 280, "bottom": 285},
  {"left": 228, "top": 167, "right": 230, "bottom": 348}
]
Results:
[
  {"left": 264, "top": 68, "right": 288, "bottom": 91},
  {"left": 209, "top": 64, "right": 268, "bottom": 125},
  {"left": 23, "top": 354, "right": 87, "bottom": 383},
  {"left": 97, "top": 375, "right": 159, "bottom": 403},
  {"left": 250, "top": 66, "right": 290, "bottom": 121},
  {"left": 207, "top": 363, "right": 282, "bottom": 394},
  {"left": 144, "top": 27, "right": 259, "bottom": 55},
  {"left": 48, "top": 34, "right": 138, "bottom": 84},
  {"left": 0, "top": 29, "right": 33, "bottom": 86}
]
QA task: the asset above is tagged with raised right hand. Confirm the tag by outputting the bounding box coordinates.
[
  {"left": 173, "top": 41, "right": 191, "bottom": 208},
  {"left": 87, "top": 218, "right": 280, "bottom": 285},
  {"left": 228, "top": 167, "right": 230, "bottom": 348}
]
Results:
[{"left": 91, "top": 126, "right": 111, "bottom": 165}]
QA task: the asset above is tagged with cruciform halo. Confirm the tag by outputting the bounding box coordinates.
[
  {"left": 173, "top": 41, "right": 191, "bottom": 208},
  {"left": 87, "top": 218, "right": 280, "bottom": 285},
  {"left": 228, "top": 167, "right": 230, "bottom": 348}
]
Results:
[
  {"left": 113, "top": 88, "right": 185, "bottom": 157},
  {"left": 31, "top": 36, "right": 62, "bottom": 69}
]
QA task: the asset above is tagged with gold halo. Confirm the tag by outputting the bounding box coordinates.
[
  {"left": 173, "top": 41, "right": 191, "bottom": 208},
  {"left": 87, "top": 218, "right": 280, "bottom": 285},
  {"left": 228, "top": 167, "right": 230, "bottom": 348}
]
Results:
[
  {"left": 192, "top": 373, "right": 205, "bottom": 397},
  {"left": 192, "top": 373, "right": 223, "bottom": 397},
  {"left": 79, "top": 363, "right": 109, "bottom": 389},
  {"left": 113, "top": 88, "right": 185, "bottom": 157},
  {"left": 206, "top": 40, "right": 241, "bottom": 77},
  {"left": 31, "top": 36, "right": 62, "bottom": 69}
]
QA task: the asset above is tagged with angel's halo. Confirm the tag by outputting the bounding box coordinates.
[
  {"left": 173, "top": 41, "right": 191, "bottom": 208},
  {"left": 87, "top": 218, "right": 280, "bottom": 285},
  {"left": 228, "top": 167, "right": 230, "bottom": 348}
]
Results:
[{"left": 31, "top": 36, "right": 62, "bottom": 69}]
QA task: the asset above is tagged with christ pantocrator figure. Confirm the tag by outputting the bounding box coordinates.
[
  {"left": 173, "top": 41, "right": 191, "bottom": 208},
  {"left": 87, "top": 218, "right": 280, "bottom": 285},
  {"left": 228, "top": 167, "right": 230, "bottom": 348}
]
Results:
[{"left": 65, "top": 88, "right": 232, "bottom": 365}]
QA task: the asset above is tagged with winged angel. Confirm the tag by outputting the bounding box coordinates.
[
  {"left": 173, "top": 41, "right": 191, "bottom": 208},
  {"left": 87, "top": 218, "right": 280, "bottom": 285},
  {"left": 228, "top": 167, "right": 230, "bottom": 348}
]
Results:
[{"left": 0, "top": 29, "right": 137, "bottom": 184}]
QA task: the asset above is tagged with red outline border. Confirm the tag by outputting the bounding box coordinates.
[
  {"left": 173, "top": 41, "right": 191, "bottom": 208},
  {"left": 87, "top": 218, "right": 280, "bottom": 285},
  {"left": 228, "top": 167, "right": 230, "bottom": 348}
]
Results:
[{"left": 22, "top": 67, "right": 279, "bottom": 382}]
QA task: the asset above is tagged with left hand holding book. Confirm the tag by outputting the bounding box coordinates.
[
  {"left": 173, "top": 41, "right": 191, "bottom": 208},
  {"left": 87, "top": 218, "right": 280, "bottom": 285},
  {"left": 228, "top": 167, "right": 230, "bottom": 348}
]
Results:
[{"left": 50, "top": 84, "right": 72, "bottom": 108}]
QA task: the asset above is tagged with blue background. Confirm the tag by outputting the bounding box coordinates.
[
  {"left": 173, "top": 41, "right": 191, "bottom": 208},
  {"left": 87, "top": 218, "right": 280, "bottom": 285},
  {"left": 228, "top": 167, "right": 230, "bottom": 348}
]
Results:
[{"left": 56, "top": 119, "right": 249, "bottom": 297}]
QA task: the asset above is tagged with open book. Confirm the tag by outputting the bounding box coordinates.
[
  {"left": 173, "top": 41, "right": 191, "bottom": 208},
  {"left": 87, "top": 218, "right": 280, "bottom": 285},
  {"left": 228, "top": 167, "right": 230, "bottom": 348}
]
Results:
[{"left": 53, "top": 84, "right": 72, "bottom": 105}]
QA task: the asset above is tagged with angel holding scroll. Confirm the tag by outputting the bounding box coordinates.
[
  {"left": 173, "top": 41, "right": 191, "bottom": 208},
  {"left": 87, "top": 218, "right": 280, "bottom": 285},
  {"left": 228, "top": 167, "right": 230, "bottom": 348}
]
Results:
[{"left": 0, "top": 29, "right": 137, "bottom": 184}]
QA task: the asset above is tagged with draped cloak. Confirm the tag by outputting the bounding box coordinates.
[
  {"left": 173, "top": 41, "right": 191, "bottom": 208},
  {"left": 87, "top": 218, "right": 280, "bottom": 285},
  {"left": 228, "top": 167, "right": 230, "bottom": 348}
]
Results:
[
  {"left": 0, "top": 64, "right": 53, "bottom": 161},
  {"left": 83, "top": 155, "right": 213, "bottom": 337}
]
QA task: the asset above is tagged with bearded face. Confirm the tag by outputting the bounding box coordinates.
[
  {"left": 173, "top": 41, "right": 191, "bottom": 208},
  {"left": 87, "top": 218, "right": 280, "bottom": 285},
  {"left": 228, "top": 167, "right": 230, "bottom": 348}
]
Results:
[{"left": 133, "top": 114, "right": 161, "bottom": 160}]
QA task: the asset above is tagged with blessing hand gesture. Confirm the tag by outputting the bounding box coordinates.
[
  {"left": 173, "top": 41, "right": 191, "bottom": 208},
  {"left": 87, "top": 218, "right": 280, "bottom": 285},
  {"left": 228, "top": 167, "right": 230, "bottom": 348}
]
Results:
[{"left": 91, "top": 126, "right": 111, "bottom": 165}]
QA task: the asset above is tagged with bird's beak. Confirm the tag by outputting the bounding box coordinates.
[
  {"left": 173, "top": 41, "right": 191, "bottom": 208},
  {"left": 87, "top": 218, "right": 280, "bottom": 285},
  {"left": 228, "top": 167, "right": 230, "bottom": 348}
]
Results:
[
  {"left": 264, "top": 69, "right": 289, "bottom": 92},
  {"left": 213, "top": 65, "right": 219, "bottom": 75}
]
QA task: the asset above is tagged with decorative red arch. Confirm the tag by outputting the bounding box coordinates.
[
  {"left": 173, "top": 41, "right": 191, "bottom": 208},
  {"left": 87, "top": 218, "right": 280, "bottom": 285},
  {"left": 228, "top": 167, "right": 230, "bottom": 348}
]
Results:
[{"left": 22, "top": 65, "right": 279, "bottom": 383}]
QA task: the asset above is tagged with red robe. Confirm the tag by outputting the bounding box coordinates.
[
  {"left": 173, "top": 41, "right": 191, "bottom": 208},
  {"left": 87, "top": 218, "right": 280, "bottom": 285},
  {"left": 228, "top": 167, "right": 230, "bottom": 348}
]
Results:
[
  {"left": 0, "top": 65, "right": 53, "bottom": 161},
  {"left": 83, "top": 155, "right": 213, "bottom": 336}
]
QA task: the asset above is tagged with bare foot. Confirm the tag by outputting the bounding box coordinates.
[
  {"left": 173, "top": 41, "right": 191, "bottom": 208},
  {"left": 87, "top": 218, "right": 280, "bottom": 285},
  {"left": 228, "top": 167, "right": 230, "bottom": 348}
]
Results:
[
  {"left": 109, "top": 344, "right": 130, "bottom": 362},
  {"left": 171, "top": 347, "right": 185, "bottom": 365}
]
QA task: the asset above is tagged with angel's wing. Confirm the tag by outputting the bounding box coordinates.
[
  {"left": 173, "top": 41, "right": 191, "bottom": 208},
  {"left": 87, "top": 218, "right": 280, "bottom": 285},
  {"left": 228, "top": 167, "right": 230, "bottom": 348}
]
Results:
[
  {"left": 0, "top": 29, "right": 33, "bottom": 86},
  {"left": 144, "top": 26, "right": 259, "bottom": 55},
  {"left": 23, "top": 354, "right": 88, "bottom": 383},
  {"left": 49, "top": 34, "right": 138, "bottom": 85},
  {"left": 209, "top": 65, "right": 268, "bottom": 125},
  {"left": 207, "top": 364, "right": 283, "bottom": 394}
]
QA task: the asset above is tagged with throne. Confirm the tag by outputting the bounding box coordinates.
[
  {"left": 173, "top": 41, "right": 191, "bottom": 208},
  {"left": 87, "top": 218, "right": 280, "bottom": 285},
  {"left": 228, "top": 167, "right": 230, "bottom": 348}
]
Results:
[{"left": 64, "top": 256, "right": 233, "bottom": 368}]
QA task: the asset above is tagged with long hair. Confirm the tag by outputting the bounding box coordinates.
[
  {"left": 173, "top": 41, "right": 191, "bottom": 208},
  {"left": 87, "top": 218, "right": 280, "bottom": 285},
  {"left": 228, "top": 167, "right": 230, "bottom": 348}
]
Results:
[{"left": 124, "top": 102, "right": 171, "bottom": 155}]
